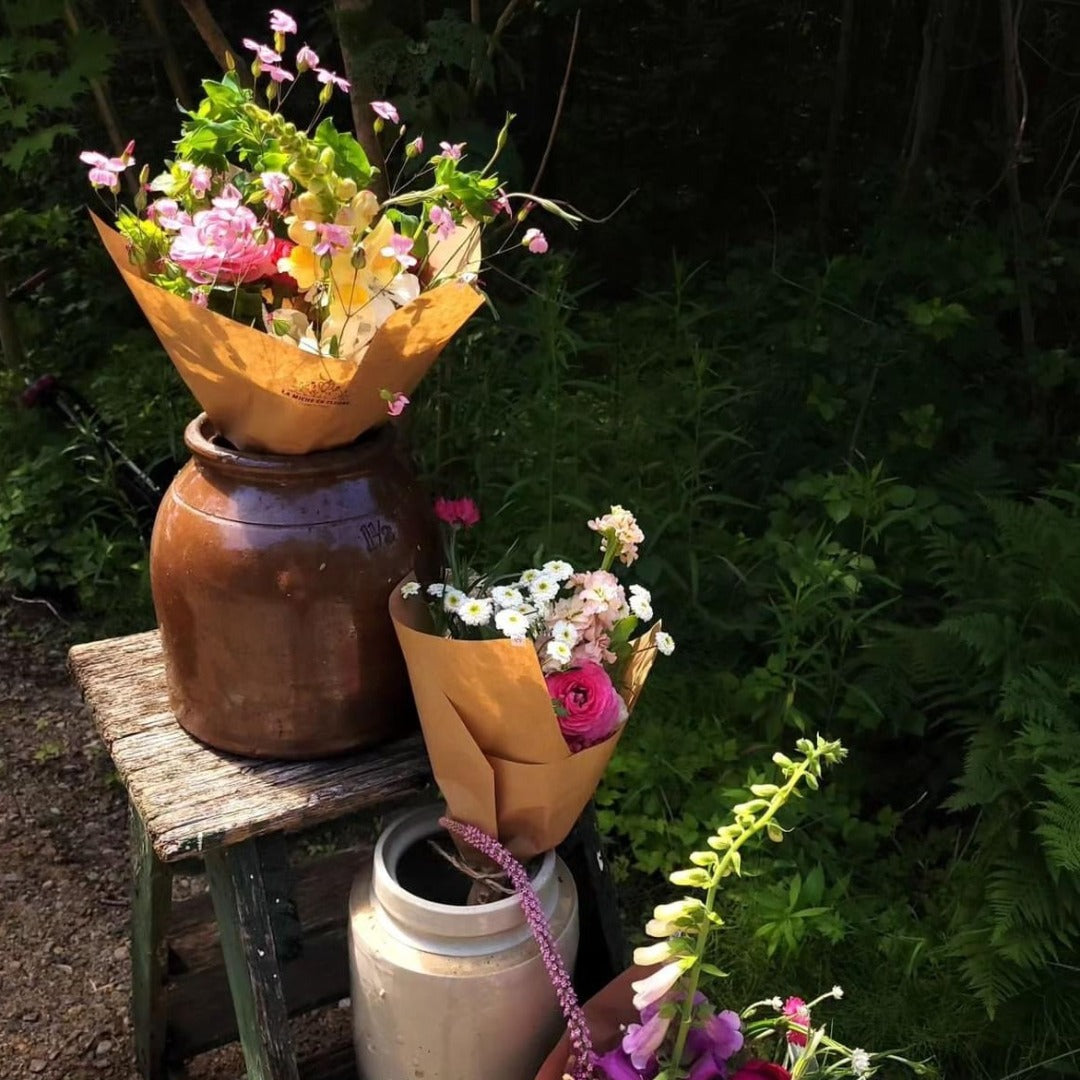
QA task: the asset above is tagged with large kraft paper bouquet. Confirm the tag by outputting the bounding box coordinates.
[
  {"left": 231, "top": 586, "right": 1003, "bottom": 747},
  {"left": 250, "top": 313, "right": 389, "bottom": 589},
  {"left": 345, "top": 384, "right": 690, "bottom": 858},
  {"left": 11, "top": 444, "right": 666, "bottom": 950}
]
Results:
[
  {"left": 81, "top": 8, "right": 574, "bottom": 454},
  {"left": 390, "top": 501, "right": 676, "bottom": 861}
]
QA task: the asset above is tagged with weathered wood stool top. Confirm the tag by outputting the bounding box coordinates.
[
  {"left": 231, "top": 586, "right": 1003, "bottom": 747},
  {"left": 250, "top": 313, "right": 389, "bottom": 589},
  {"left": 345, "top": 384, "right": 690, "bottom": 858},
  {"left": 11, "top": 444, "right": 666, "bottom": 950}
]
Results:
[{"left": 68, "top": 630, "right": 432, "bottom": 862}]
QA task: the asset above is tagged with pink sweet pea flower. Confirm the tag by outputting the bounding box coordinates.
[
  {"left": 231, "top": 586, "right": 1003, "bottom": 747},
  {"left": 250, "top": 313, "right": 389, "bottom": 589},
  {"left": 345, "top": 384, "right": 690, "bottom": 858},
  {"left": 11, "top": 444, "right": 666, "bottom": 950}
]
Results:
[
  {"left": 782, "top": 997, "right": 811, "bottom": 1047},
  {"left": 380, "top": 233, "right": 417, "bottom": 270},
  {"left": 492, "top": 188, "right": 512, "bottom": 215},
  {"left": 433, "top": 497, "right": 480, "bottom": 529},
  {"left": 406, "top": 136, "right": 424, "bottom": 157},
  {"left": 296, "top": 44, "right": 319, "bottom": 71},
  {"left": 386, "top": 392, "right": 409, "bottom": 417},
  {"left": 242, "top": 38, "right": 281, "bottom": 64},
  {"left": 438, "top": 141, "right": 465, "bottom": 161},
  {"left": 146, "top": 198, "right": 190, "bottom": 230},
  {"left": 260, "top": 171, "right": 292, "bottom": 212},
  {"left": 314, "top": 222, "right": 351, "bottom": 256},
  {"left": 315, "top": 68, "right": 351, "bottom": 92},
  {"left": 370, "top": 100, "right": 399, "bottom": 124},
  {"left": 429, "top": 204, "right": 455, "bottom": 241},
  {"left": 269, "top": 9, "right": 297, "bottom": 34},
  {"left": 262, "top": 63, "right": 294, "bottom": 84},
  {"left": 522, "top": 227, "right": 549, "bottom": 254}
]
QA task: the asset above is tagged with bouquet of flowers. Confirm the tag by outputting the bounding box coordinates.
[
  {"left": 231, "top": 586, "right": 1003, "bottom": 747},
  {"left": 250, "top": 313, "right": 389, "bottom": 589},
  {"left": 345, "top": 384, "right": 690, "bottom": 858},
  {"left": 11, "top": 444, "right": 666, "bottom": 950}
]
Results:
[
  {"left": 82, "top": 8, "right": 573, "bottom": 453},
  {"left": 389, "top": 501, "right": 674, "bottom": 860}
]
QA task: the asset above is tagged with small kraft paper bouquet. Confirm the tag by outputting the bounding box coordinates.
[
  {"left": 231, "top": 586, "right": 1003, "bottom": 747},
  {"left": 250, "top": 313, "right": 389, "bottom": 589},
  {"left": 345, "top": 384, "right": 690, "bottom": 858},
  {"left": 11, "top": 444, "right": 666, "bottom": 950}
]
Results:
[
  {"left": 389, "top": 501, "right": 675, "bottom": 862},
  {"left": 81, "top": 7, "right": 573, "bottom": 454}
]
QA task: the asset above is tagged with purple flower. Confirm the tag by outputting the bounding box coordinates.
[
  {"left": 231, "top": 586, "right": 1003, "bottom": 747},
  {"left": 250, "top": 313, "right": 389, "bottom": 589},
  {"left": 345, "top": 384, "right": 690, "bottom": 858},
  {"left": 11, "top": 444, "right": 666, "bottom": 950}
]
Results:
[
  {"left": 315, "top": 68, "right": 351, "bottom": 92},
  {"left": 429, "top": 204, "right": 456, "bottom": 241},
  {"left": 438, "top": 141, "right": 465, "bottom": 161},
  {"left": 370, "top": 100, "right": 400, "bottom": 124},
  {"left": 522, "top": 227, "right": 549, "bottom": 254},
  {"left": 684, "top": 1011, "right": 744, "bottom": 1080},
  {"left": 440, "top": 818, "right": 594, "bottom": 1080},
  {"left": 242, "top": 38, "right": 281, "bottom": 65},
  {"left": 296, "top": 44, "right": 319, "bottom": 71},
  {"left": 313, "top": 222, "right": 351, "bottom": 256},
  {"left": 262, "top": 63, "right": 294, "bottom": 84},
  {"left": 269, "top": 9, "right": 297, "bottom": 34},
  {"left": 597, "top": 1046, "right": 654, "bottom": 1080},
  {"left": 622, "top": 1009, "right": 672, "bottom": 1071}
]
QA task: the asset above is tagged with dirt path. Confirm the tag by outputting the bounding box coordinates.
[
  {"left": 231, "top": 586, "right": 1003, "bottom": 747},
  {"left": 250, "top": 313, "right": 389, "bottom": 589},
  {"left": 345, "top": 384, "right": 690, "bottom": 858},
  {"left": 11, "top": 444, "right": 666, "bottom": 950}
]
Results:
[{"left": 0, "top": 603, "right": 350, "bottom": 1080}]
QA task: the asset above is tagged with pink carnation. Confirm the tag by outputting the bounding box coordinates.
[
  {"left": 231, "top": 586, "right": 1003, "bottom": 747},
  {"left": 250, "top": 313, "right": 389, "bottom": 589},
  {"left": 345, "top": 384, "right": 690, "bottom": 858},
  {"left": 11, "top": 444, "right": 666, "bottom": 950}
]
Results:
[
  {"left": 782, "top": 997, "right": 810, "bottom": 1047},
  {"left": 545, "top": 662, "right": 624, "bottom": 751},
  {"left": 169, "top": 189, "right": 277, "bottom": 285}
]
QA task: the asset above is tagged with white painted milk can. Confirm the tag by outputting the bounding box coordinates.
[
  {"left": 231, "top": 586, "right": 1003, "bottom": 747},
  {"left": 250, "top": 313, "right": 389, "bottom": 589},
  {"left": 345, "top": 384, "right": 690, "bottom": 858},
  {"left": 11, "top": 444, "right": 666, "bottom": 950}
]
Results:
[{"left": 349, "top": 804, "right": 579, "bottom": 1080}]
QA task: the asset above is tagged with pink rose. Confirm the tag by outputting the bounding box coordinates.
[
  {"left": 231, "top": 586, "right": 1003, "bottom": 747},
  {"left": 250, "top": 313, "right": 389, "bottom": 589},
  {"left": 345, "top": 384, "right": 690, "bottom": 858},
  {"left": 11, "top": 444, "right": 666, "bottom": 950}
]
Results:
[
  {"left": 169, "top": 195, "right": 277, "bottom": 285},
  {"left": 545, "top": 662, "right": 624, "bottom": 751}
]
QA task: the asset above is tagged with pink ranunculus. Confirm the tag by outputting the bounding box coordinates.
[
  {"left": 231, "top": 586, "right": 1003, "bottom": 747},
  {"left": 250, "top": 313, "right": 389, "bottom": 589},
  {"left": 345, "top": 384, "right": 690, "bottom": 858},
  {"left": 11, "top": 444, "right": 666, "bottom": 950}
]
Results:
[
  {"left": 545, "top": 662, "right": 624, "bottom": 751},
  {"left": 169, "top": 198, "right": 277, "bottom": 285},
  {"left": 433, "top": 497, "right": 480, "bottom": 529}
]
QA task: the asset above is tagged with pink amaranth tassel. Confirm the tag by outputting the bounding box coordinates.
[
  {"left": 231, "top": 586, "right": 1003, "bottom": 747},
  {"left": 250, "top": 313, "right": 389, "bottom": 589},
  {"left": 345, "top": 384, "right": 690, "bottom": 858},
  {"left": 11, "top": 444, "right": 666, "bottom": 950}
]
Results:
[{"left": 439, "top": 817, "right": 595, "bottom": 1079}]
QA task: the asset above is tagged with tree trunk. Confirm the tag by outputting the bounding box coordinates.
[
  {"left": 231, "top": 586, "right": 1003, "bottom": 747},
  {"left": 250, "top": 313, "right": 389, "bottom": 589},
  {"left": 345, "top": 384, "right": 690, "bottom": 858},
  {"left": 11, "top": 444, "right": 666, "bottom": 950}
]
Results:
[
  {"left": 897, "top": 0, "right": 960, "bottom": 205},
  {"left": 0, "top": 265, "right": 26, "bottom": 373},
  {"left": 818, "top": 0, "right": 857, "bottom": 246},
  {"left": 178, "top": 0, "right": 254, "bottom": 90},
  {"left": 330, "top": 0, "right": 388, "bottom": 201},
  {"left": 999, "top": 0, "right": 1036, "bottom": 359},
  {"left": 138, "top": 0, "right": 193, "bottom": 109}
]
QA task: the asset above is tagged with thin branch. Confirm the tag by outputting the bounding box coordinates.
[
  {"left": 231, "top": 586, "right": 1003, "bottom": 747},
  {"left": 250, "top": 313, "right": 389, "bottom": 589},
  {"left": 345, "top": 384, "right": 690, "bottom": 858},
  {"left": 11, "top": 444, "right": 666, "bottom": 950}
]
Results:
[
  {"left": 178, "top": 0, "right": 254, "bottom": 90},
  {"left": 138, "top": 0, "right": 192, "bottom": 109},
  {"left": 529, "top": 9, "right": 581, "bottom": 194}
]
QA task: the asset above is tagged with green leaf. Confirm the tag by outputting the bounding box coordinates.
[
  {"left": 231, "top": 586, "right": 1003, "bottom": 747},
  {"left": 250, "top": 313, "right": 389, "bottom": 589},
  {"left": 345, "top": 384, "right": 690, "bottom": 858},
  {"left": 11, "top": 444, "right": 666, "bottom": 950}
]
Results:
[{"left": 313, "top": 119, "right": 373, "bottom": 186}]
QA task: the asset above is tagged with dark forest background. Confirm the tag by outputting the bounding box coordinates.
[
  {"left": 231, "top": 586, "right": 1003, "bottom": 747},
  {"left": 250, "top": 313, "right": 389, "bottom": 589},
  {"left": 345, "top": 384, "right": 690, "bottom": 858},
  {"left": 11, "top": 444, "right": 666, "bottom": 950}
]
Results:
[{"left": 4, "top": 1, "right": 1080, "bottom": 1074}]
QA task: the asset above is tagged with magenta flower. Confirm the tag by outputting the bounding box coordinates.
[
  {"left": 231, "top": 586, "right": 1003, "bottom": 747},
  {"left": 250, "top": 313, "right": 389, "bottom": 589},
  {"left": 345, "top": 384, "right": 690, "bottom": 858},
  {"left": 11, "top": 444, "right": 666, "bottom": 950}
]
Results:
[
  {"left": 522, "top": 227, "right": 549, "bottom": 254},
  {"left": 684, "top": 1012, "right": 745, "bottom": 1080},
  {"left": 260, "top": 171, "right": 292, "bottom": 212},
  {"left": 370, "top": 100, "right": 400, "bottom": 124},
  {"left": 242, "top": 38, "right": 281, "bottom": 64},
  {"left": 269, "top": 9, "right": 297, "bottom": 34},
  {"left": 622, "top": 1009, "right": 672, "bottom": 1071},
  {"left": 386, "top": 392, "right": 410, "bottom": 417},
  {"left": 545, "top": 663, "right": 624, "bottom": 751},
  {"left": 440, "top": 818, "right": 593, "bottom": 1080},
  {"left": 781, "top": 997, "right": 810, "bottom": 1047},
  {"left": 438, "top": 141, "right": 465, "bottom": 161},
  {"left": 429, "top": 204, "right": 456, "bottom": 241},
  {"left": 433, "top": 497, "right": 480, "bottom": 529},
  {"left": 313, "top": 222, "right": 351, "bottom": 256},
  {"left": 296, "top": 44, "right": 320, "bottom": 71},
  {"left": 380, "top": 233, "right": 417, "bottom": 270},
  {"left": 169, "top": 195, "right": 277, "bottom": 285},
  {"left": 262, "top": 63, "right": 294, "bottom": 84},
  {"left": 315, "top": 68, "right": 351, "bottom": 92}
]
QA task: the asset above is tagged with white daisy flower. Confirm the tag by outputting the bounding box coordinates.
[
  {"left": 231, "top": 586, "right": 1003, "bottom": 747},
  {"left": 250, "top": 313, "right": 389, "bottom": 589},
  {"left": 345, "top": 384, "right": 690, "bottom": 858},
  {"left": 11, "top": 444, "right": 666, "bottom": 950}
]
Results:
[
  {"left": 443, "top": 587, "right": 466, "bottom": 613},
  {"left": 850, "top": 1049, "right": 871, "bottom": 1076},
  {"left": 495, "top": 608, "right": 530, "bottom": 640},
  {"left": 629, "top": 593, "right": 653, "bottom": 621},
  {"left": 542, "top": 559, "right": 574, "bottom": 582},
  {"left": 655, "top": 630, "right": 675, "bottom": 656},
  {"left": 491, "top": 585, "right": 525, "bottom": 609},
  {"left": 518, "top": 568, "right": 542, "bottom": 586},
  {"left": 551, "top": 620, "right": 578, "bottom": 645},
  {"left": 427, "top": 583, "right": 446, "bottom": 598},
  {"left": 458, "top": 598, "right": 493, "bottom": 626},
  {"left": 400, "top": 581, "right": 421, "bottom": 598},
  {"left": 528, "top": 573, "right": 560, "bottom": 603},
  {"left": 545, "top": 640, "right": 572, "bottom": 666}
]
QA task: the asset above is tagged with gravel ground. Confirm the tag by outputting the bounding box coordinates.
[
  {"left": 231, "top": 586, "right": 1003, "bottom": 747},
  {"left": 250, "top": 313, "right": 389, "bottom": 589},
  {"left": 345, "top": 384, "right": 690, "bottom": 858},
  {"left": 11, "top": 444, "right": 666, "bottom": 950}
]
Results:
[{"left": 0, "top": 601, "right": 352, "bottom": 1080}]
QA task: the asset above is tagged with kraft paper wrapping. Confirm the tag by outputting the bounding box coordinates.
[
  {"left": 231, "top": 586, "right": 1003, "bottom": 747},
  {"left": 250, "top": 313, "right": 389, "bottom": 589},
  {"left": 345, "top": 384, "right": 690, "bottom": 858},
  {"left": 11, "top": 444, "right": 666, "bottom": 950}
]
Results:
[
  {"left": 389, "top": 581, "right": 662, "bottom": 859},
  {"left": 92, "top": 213, "right": 484, "bottom": 454}
]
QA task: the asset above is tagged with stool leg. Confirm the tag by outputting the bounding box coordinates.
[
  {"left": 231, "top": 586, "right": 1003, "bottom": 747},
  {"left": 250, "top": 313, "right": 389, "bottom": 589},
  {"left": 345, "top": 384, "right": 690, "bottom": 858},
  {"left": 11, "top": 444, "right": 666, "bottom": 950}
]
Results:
[
  {"left": 204, "top": 840, "right": 300, "bottom": 1080},
  {"left": 130, "top": 807, "right": 172, "bottom": 1080}
]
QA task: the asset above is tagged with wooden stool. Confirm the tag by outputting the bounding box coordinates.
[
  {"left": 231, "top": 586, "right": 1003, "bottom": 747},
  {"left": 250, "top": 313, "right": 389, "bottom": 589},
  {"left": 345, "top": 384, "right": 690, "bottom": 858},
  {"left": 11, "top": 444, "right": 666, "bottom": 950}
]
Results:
[{"left": 69, "top": 631, "right": 627, "bottom": 1080}]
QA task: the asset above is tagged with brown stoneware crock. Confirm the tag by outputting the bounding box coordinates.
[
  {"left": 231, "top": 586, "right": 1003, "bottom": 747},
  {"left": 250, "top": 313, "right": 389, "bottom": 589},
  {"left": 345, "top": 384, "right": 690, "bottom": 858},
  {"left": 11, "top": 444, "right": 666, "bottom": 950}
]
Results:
[{"left": 150, "top": 413, "right": 437, "bottom": 759}]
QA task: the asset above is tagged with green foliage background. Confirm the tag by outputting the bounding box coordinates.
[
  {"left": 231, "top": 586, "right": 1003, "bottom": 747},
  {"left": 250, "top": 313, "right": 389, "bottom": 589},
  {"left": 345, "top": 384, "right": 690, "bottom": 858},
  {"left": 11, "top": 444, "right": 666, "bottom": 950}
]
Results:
[{"left": 2, "top": 0, "right": 1080, "bottom": 1075}]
